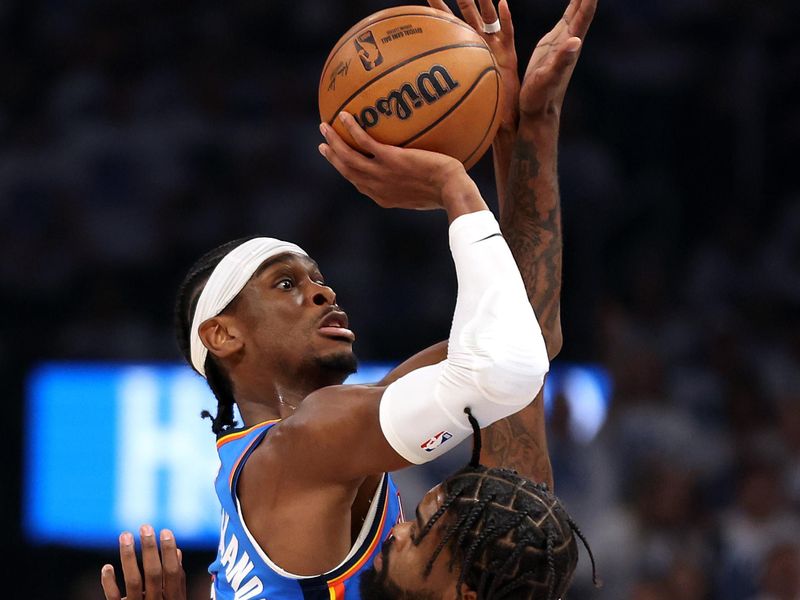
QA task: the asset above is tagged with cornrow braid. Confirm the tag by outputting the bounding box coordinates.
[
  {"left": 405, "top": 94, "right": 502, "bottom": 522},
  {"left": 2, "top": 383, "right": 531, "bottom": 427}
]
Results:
[
  {"left": 567, "top": 516, "right": 600, "bottom": 587},
  {"left": 414, "top": 407, "right": 595, "bottom": 599},
  {"left": 545, "top": 530, "right": 556, "bottom": 600},
  {"left": 464, "top": 407, "right": 482, "bottom": 467},
  {"left": 201, "top": 356, "right": 238, "bottom": 435},
  {"left": 487, "top": 534, "right": 536, "bottom": 598},
  {"left": 175, "top": 237, "right": 256, "bottom": 435}
]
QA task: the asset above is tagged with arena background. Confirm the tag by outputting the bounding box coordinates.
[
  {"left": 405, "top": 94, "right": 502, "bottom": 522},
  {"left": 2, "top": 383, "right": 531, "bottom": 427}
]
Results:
[{"left": 3, "top": 0, "right": 799, "bottom": 598}]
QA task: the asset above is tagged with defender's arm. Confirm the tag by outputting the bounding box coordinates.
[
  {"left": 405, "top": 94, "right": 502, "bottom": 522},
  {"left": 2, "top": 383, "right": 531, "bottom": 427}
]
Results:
[{"left": 483, "top": 0, "right": 597, "bottom": 487}]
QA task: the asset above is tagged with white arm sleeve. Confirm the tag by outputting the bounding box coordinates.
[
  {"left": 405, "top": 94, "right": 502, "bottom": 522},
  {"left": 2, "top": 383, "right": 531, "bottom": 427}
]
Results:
[{"left": 379, "top": 210, "right": 549, "bottom": 464}]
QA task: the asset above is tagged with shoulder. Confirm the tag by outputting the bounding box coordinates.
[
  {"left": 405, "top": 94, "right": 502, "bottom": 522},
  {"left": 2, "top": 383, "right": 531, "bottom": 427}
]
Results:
[
  {"left": 256, "top": 384, "right": 385, "bottom": 454},
  {"left": 242, "top": 382, "right": 407, "bottom": 484},
  {"left": 289, "top": 384, "right": 386, "bottom": 425}
]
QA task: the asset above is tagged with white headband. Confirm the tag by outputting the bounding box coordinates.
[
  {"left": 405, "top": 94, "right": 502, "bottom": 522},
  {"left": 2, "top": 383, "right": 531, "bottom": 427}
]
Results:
[{"left": 189, "top": 237, "right": 308, "bottom": 376}]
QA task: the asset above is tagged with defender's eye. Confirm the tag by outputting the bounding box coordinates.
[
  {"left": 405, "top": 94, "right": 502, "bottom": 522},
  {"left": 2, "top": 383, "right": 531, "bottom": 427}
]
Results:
[{"left": 277, "top": 278, "right": 294, "bottom": 290}]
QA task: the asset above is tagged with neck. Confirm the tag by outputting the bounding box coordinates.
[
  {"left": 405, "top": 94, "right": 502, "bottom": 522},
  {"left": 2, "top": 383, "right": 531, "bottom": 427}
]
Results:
[
  {"left": 235, "top": 384, "right": 310, "bottom": 423},
  {"left": 228, "top": 355, "right": 352, "bottom": 425},
  {"left": 233, "top": 372, "right": 339, "bottom": 425}
]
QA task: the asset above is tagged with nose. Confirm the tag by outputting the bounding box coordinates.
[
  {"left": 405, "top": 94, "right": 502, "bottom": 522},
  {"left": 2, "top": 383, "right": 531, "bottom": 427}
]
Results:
[
  {"left": 310, "top": 281, "right": 336, "bottom": 307},
  {"left": 390, "top": 521, "right": 414, "bottom": 549}
]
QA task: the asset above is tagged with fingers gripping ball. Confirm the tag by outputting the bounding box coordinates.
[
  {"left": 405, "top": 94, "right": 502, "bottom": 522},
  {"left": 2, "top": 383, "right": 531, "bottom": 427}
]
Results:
[{"left": 319, "top": 6, "right": 504, "bottom": 170}]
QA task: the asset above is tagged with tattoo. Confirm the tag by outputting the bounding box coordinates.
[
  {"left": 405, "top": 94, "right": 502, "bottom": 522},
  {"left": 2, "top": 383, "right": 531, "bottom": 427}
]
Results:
[
  {"left": 500, "top": 132, "right": 562, "bottom": 354},
  {"left": 484, "top": 130, "right": 562, "bottom": 485},
  {"left": 482, "top": 392, "right": 553, "bottom": 487}
]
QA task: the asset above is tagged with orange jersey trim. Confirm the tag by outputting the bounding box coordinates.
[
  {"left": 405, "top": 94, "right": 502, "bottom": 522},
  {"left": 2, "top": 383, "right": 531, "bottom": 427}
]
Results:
[
  {"left": 218, "top": 420, "right": 281, "bottom": 491},
  {"left": 216, "top": 419, "right": 281, "bottom": 449},
  {"left": 326, "top": 478, "right": 390, "bottom": 593},
  {"left": 328, "top": 581, "right": 345, "bottom": 599}
]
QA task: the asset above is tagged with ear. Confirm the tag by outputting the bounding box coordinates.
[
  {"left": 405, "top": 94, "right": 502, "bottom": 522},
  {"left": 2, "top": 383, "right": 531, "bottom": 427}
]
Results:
[
  {"left": 459, "top": 585, "right": 477, "bottom": 600},
  {"left": 198, "top": 315, "right": 244, "bottom": 360},
  {"left": 444, "top": 584, "right": 476, "bottom": 600}
]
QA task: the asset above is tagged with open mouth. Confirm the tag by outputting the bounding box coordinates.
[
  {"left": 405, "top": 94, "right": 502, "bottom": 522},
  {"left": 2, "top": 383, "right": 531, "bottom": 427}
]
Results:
[{"left": 318, "top": 311, "right": 355, "bottom": 342}]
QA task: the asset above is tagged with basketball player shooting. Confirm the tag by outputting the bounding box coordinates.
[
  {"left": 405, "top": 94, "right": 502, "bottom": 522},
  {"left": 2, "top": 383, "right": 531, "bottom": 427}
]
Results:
[{"left": 100, "top": 0, "right": 596, "bottom": 598}]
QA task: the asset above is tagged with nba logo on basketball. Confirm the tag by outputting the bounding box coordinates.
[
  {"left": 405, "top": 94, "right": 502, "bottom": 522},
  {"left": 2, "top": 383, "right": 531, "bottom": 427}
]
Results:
[
  {"left": 354, "top": 31, "right": 383, "bottom": 71},
  {"left": 420, "top": 431, "right": 453, "bottom": 452}
]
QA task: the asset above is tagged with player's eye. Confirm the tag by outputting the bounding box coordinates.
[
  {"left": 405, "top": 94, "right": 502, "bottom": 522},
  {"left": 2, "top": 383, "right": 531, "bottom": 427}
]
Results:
[{"left": 277, "top": 278, "right": 294, "bottom": 290}]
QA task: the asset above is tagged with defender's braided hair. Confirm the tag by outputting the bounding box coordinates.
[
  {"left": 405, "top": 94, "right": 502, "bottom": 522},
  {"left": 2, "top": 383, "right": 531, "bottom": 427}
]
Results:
[
  {"left": 175, "top": 237, "right": 257, "bottom": 435},
  {"left": 416, "top": 407, "right": 599, "bottom": 599}
]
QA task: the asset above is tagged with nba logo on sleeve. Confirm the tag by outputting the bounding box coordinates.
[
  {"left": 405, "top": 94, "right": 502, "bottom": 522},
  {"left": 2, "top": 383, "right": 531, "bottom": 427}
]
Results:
[
  {"left": 420, "top": 431, "right": 452, "bottom": 452},
  {"left": 354, "top": 31, "right": 384, "bottom": 71}
]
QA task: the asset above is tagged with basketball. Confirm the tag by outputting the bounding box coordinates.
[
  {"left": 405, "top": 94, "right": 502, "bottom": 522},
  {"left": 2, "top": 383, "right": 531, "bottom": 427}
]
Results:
[{"left": 319, "top": 6, "right": 503, "bottom": 170}]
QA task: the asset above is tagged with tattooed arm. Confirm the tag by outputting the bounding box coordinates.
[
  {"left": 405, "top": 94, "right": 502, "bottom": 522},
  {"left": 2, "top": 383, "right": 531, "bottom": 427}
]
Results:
[{"left": 483, "top": 0, "right": 597, "bottom": 488}]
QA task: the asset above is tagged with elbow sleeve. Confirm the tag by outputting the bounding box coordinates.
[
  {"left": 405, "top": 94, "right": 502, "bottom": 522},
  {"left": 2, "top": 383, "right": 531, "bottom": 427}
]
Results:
[{"left": 379, "top": 211, "right": 549, "bottom": 465}]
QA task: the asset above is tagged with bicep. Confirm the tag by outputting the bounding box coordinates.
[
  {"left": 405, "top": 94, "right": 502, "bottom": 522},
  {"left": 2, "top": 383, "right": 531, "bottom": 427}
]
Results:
[{"left": 376, "top": 340, "right": 448, "bottom": 386}]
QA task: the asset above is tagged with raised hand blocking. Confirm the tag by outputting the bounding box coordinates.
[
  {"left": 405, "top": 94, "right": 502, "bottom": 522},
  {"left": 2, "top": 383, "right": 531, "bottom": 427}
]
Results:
[
  {"left": 520, "top": 0, "right": 597, "bottom": 119},
  {"left": 101, "top": 525, "right": 186, "bottom": 600},
  {"left": 427, "top": 0, "right": 520, "bottom": 132}
]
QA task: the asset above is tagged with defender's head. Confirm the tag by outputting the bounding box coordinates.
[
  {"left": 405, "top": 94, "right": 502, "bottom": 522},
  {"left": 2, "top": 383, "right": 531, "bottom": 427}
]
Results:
[
  {"left": 361, "top": 466, "right": 590, "bottom": 600},
  {"left": 175, "top": 237, "right": 357, "bottom": 433}
]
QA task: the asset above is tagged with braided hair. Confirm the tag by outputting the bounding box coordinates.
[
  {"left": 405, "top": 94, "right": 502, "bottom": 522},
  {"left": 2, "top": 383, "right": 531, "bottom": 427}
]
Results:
[
  {"left": 175, "top": 237, "right": 256, "bottom": 435},
  {"left": 417, "top": 408, "right": 599, "bottom": 599}
]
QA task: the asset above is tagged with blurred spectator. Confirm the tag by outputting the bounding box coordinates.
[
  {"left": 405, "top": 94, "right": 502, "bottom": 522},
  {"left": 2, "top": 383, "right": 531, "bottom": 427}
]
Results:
[
  {"left": 751, "top": 543, "right": 800, "bottom": 600},
  {"left": 717, "top": 462, "right": 800, "bottom": 600}
]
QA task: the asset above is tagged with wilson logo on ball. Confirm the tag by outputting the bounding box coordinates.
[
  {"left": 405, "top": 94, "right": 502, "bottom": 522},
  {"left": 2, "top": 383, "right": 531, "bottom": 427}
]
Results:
[
  {"left": 354, "top": 65, "right": 460, "bottom": 129},
  {"left": 320, "top": 6, "right": 503, "bottom": 169}
]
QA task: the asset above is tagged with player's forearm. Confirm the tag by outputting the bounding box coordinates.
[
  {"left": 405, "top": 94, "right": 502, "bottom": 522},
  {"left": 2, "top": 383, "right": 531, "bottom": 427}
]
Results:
[
  {"left": 499, "top": 114, "right": 563, "bottom": 358},
  {"left": 491, "top": 126, "right": 517, "bottom": 207},
  {"left": 481, "top": 391, "right": 552, "bottom": 488},
  {"left": 483, "top": 115, "right": 562, "bottom": 488},
  {"left": 439, "top": 168, "right": 488, "bottom": 223},
  {"left": 378, "top": 210, "right": 549, "bottom": 467}
]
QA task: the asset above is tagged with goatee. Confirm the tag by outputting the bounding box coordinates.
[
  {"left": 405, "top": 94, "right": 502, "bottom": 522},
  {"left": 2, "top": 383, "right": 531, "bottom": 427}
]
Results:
[{"left": 315, "top": 351, "right": 358, "bottom": 378}]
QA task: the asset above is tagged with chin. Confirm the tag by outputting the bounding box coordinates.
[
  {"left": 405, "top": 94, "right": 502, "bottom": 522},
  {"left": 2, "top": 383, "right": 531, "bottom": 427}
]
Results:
[{"left": 314, "top": 349, "right": 358, "bottom": 381}]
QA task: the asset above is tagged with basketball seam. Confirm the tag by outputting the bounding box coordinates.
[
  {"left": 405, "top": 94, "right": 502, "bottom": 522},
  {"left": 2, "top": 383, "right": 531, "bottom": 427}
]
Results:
[
  {"left": 320, "top": 12, "right": 484, "bottom": 77},
  {"left": 461, "top": 57, "right": 502, "bottom": 168},
  {"left": 398, "top": 66, "right": 499, "bottom": 149},
  {"left": 325, "top": 43, "right": 491, "bottom": 125}
]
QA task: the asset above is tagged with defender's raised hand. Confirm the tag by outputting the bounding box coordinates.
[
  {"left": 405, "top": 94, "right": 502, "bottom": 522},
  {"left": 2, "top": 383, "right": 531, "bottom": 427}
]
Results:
[
  {"left": 101, "top": 526, "right": 186, "bottom": 600},
  {"left": 520, "top": 0, "right": 596, "bottom": 119},
  {"left": 319, "top": 112, "right": 484, "bottom": 219},
  {"left": 428, "top": 0, "right": 520, "bottom": 133}
]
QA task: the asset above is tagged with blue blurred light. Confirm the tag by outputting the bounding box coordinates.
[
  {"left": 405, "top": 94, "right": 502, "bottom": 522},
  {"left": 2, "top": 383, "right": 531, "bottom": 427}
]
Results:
[{"left": 24, "top": 361, "right": 610, "bottom": 549}]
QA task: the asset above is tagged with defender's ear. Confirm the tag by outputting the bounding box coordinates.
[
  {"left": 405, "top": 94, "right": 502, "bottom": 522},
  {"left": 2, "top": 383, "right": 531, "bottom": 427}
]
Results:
[
  {"left": 444, "top": 584, "right": 476, "bottom": 600},
  {"left": 198, "top": 315, "right": 244, "bottom": 360},
  {"left": 459, "top": 586, "right": 477, "bottom": 600}
]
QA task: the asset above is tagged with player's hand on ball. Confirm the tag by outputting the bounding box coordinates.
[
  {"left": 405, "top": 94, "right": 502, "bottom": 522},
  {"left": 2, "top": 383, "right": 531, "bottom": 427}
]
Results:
[
  {"left": 428, "top": 0, "right": 519, "bottom": 133},
  {"left": 519, "top": 0, "right": 596, "bottom": 120},
  {"left": 319, "top": 112, "right": 468, "bottom": 211},
  {"left": 101, "top": 525, "right": 186, "bottom": 600}
]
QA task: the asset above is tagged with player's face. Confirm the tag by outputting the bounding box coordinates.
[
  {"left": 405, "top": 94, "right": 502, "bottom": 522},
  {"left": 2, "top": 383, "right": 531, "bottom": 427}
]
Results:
[
  {"left": 360, "top": 484, "right": 474, "bottom": 600},
  {"left": 230, "top": 253, "right": 357, "bottom": 380}
]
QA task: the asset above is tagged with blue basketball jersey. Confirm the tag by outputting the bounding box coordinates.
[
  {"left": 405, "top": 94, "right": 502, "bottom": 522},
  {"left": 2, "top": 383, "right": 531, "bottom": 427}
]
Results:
[{"left": 209, "top": 420, "right": 403, "bottom": 600}]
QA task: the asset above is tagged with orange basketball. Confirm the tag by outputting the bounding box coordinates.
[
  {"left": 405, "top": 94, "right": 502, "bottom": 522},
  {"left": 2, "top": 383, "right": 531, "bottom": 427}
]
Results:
[{"left": 319, "top": 6, "right": 503, "bottom": 170}]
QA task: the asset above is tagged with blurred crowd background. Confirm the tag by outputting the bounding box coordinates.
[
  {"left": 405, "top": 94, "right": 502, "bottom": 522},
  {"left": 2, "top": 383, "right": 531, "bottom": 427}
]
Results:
[{"left": 3, "top": 0, "right": 799, "bottom": 598}]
